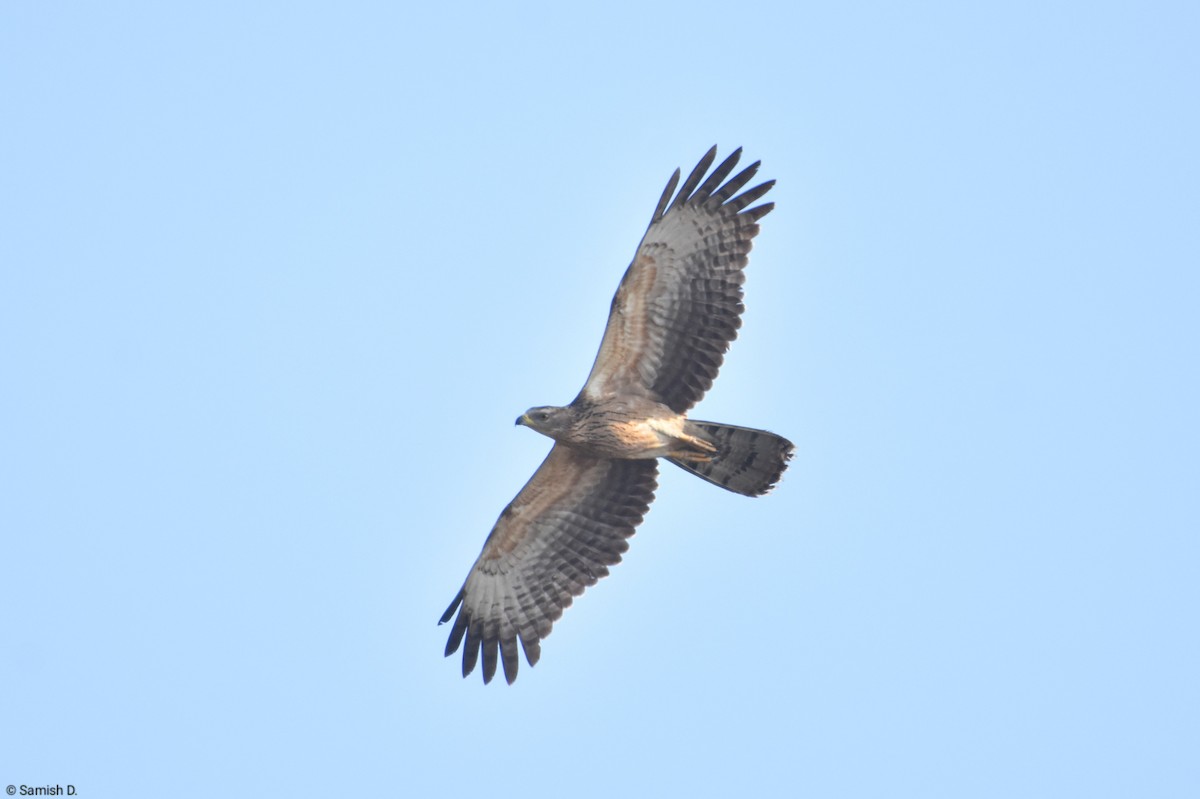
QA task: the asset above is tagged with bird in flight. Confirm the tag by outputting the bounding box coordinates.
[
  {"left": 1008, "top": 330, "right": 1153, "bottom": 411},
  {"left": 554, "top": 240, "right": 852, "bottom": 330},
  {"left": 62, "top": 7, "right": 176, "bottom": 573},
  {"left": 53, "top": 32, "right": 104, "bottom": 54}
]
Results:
[{"left": 440, "top": 147, "right": 793, "bottom": 684}]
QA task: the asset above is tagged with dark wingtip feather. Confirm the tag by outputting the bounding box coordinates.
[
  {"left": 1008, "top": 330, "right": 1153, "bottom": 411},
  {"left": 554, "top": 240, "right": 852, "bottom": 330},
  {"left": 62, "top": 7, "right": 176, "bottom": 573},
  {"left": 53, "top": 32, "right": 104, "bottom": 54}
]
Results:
[
  {"left": 462, "top": 628, "right": 480, "bottom": 677},
  {"left": 444, "top": 612, "right": 468, "bottom": 657},
  {"left": 728, "top": 180, "right": 776, "bottom": 214},
  {"left": 500, "top": 635, "right": 519, "bottom": 684},
  {"left": 695, "top": 147, "right": 743, "bottom": 200},
  {"left": 651, "top": 167, "right": 681, "bottom": 224},
  {"left": 520, "top": 636, "right": 541, "bottom": 667},
  {"left": 441, "top": 589, "right": 469, "bottom": 658},
  {"left": 669, "top": 146, "right": 719, "bottom": 212},
  {"left": 438, "top": 588, "right": 465, "bottom": 625},
  {"left": 482, "top": 638, "right": 499, "bottom": 684},
  {"left": 710, "top": 160, "right": 761, "bottom": 205},
  {"left": 746, "top": 201, "right": 775, "bottom": 222}
]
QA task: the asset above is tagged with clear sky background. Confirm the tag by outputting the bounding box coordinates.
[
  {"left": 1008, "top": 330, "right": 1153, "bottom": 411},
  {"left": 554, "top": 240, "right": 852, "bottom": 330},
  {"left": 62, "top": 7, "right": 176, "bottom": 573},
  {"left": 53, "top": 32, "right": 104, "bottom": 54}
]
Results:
[{"left": 2, "top": 2, "right": 1197, "bottom": 796}]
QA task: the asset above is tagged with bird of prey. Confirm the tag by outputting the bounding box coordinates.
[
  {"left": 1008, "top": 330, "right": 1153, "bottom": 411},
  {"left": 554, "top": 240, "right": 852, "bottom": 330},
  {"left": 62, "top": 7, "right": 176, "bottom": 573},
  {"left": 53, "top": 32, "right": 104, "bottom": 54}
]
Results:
[{"left": 440, "top": 146, "right": 793, "bottom": 684}]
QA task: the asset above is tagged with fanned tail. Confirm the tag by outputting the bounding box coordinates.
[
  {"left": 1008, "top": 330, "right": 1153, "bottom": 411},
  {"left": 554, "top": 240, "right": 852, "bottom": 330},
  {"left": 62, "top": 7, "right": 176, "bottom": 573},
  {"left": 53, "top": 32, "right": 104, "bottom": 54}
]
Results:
[{"left": 667, "top": 421, "right": 793, "bottom": 497}]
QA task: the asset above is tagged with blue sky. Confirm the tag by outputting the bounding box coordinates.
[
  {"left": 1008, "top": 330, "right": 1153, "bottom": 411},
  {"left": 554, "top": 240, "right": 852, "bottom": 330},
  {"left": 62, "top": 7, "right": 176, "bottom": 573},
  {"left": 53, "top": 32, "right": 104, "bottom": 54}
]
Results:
[{"left": 2, "top": 1, "right": 1197, "bottom": 796}]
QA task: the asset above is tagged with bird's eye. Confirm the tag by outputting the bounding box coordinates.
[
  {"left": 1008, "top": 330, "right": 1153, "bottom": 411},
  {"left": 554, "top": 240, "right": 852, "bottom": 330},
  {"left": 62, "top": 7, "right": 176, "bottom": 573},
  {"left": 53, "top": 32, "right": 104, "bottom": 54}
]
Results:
[{"left": 536, "top": 412, "right": 549, "bottom": 422}]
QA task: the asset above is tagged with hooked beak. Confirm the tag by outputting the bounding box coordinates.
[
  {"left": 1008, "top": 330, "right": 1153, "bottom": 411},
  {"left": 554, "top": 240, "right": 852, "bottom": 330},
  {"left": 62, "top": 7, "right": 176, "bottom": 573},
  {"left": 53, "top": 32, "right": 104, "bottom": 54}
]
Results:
[{"left": 515, "top": 414, "right": 528, "bottom": 427}]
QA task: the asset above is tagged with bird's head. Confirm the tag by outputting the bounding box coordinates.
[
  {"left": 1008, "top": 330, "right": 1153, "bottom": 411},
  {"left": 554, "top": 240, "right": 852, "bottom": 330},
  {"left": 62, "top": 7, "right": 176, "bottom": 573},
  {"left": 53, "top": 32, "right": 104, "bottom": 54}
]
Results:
[{"left": 515, "top": 405, "right": 573, "bottom": 439}]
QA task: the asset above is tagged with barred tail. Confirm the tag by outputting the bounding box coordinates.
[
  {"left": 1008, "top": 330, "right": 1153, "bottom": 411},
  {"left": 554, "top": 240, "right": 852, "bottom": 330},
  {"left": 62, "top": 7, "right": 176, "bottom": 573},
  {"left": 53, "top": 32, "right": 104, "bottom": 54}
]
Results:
[{"left": 667, "top": 421, "right": 794, "bottom": 497}]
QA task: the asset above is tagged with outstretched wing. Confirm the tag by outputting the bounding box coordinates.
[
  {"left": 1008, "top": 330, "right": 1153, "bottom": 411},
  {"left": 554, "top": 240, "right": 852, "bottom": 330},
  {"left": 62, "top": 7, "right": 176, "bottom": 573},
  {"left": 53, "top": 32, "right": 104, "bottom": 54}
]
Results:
[
  {"left": 439, "top": 445, "right": 658, "bottom": 684},
  {"left": 579, "top": 146, "right": 775, "bottom": 413}
]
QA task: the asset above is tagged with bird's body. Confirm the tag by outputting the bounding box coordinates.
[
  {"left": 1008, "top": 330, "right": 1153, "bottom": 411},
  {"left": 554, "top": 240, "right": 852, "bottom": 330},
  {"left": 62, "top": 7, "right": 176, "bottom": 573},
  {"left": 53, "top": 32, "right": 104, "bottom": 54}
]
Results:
[
  {"left": 518, "top": 397, "right": 710, "bottom": 461},
  {"left": 440, "top": 147, "right": 793, "bottom": 684}
]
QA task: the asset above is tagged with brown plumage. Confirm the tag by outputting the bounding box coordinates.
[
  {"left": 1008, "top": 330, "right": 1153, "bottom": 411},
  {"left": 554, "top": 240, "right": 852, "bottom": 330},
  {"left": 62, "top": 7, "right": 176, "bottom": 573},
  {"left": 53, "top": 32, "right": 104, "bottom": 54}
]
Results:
[{"left": 440, "top": 147, "right": 793, "bottom": 684}]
